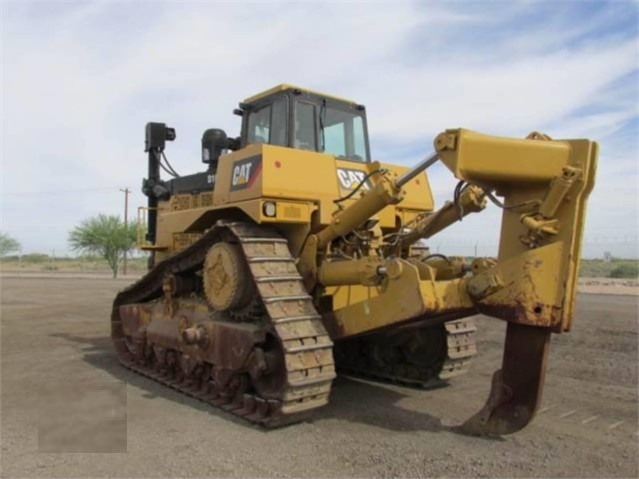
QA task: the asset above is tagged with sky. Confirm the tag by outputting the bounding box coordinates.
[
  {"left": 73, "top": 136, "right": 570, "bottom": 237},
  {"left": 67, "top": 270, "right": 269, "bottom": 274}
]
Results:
[{"left": 1, "top": 0, "right": 638, "bottom": 258}]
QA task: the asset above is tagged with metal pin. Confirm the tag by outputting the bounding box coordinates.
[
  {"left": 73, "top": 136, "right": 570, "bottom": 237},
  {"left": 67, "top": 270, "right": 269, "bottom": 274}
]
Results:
[
  {"left": 581, "top": 415, "right": 598, "bottom": 425},
  {"left": 538, "top": 405, "right": 556, "bottom": 414}
]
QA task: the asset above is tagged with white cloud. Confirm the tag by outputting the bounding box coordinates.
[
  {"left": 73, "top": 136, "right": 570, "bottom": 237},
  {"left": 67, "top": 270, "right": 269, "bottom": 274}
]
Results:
[{"left": 363, "top": 38, "right": 637, "bottom": 142}]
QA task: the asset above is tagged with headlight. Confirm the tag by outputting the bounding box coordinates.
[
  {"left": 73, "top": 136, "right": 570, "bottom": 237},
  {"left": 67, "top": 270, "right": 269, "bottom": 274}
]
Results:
[{"left": 263, "top": 201, "right": 276, "bottom": 218}]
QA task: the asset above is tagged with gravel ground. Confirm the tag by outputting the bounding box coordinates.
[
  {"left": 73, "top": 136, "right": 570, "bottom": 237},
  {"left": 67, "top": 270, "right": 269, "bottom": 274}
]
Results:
[{"left": 1, "top": 277, "right": 637, "bottom": 478}]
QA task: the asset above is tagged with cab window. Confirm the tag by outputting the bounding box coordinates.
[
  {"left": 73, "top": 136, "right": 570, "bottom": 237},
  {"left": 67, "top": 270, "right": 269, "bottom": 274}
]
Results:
[
  {"left": 322, "top": 108, "right": 366, "bottom": 162},
  {"left": 247, "top": 98, "right": 287, "bottom": 146},
  {"left": 247, "top": 105, "right": 270, "bottom": 144},
  {"left": 294, "top": 102, "right": 317, "bottom": 151},
  {"left": 270, "top": 98, "right": 287, "bottom": 146}
]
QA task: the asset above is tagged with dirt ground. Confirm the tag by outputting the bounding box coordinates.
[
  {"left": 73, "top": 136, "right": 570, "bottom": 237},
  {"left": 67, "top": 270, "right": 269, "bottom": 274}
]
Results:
[
  {"left": 1, "top": 276, "right": 637, "bottom": 478},
  {"left": 577, "top": 278, "right": 639, "bottom": 296}
]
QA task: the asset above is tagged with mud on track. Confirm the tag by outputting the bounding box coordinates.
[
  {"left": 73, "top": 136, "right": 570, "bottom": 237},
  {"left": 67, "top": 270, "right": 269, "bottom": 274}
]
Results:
[{"left": 1, "top": 277, "right": 637, "bottom": 478}]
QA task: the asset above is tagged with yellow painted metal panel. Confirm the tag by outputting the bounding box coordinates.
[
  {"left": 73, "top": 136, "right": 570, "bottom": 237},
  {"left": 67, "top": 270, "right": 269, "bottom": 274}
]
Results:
[
  {"left": 258, "top": 199, "right": 312, "bottom": 224},
  {"left": 261, "top": 145, "right": 339, "bottom": 201},
  {"left": 328, "top": 284, "right": 379, "bottom": 312},
  {"left": 214, "top": 144, "right": 264, "bottom": 205},
  {"left": 243, "top": 84, "right": 356, "bottom": 105},
  {"left": 380, "top": 163, "right": 434, "bottom": 211},
  {"left": 437, "top": 129, "right": 571, "bottom": 184}
]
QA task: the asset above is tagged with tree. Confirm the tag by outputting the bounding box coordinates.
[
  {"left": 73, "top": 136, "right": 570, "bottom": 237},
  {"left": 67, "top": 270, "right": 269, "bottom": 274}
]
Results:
[
  {"left": 68, "top": 214, "right": 137, "bottom": 278},
  {"left": 0, "top": 231, "right": 21, "bottom": 257}
]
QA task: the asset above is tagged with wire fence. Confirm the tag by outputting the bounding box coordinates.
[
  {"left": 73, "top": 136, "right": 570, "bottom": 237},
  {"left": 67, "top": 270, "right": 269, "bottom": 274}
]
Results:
[{"left": 427, "top": 238, "right": 639, "bottom": 259}]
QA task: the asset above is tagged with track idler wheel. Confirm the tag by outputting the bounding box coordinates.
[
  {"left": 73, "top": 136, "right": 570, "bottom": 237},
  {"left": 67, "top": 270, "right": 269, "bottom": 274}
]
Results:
[{"left": 203, "top": 242, "right": 255, "bottom": 314}]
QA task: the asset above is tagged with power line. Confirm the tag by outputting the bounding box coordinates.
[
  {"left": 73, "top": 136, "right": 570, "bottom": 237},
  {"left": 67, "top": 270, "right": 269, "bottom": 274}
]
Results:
[{"left": 3, "top": 187, "right": 124, "bottom": 197}]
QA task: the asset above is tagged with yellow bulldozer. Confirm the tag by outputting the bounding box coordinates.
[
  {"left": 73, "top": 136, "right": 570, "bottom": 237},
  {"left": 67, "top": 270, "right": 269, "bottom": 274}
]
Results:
[{"left": 112, "top": 84, "right": 597, "bottom": 435}]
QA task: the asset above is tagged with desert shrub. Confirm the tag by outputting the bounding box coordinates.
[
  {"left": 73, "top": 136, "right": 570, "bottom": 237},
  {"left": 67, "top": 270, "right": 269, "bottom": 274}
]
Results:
[
  {"left": 22, "top": 253, "right": 50, "bottom": 263},
  {"left": 609, "top": 263, "right": 639, "bottom": 279}
]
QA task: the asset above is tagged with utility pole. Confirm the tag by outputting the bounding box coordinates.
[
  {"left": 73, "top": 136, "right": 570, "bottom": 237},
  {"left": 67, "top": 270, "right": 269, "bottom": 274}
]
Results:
[{"left": 120, "top": 187, "right": 130, "bottom": 276}]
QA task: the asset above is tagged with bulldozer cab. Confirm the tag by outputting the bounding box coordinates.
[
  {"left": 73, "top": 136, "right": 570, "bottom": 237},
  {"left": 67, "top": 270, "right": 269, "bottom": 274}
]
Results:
[{"left": 237, "top": 85, "right": 371, "bottom": 163}]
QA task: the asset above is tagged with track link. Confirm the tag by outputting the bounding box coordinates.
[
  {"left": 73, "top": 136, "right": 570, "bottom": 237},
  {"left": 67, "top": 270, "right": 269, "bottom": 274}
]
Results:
[
  {"left": 334, "top": 318, "right": 477, "bottom": 389},
  {"left": 112, "top": 221, "right": 335, "bottom": 426}
]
